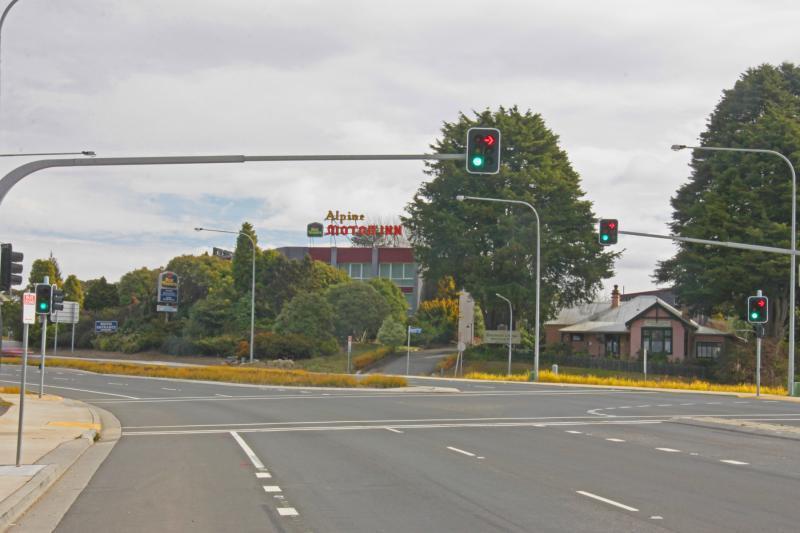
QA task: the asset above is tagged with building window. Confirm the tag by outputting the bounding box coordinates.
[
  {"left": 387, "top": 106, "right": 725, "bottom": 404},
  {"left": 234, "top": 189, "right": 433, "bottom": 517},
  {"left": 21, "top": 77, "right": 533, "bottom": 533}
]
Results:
[
  {"left": 571, "top": 333, "right": 584, "bottom": 342},
  {"left": 696, "top": 342, "right": 721, "bottom": 358},
  {"left": 339, "top": 263, "right": 372, "bottom": 280},
  {"left": 379, "top": 263, "right": 416, "bottom": 285},
  {"left": 642, "top": 327, "right": 672, "bottom": 355},
  {"left": 605, "top": 335, "right": 620, "bottom": 356}
]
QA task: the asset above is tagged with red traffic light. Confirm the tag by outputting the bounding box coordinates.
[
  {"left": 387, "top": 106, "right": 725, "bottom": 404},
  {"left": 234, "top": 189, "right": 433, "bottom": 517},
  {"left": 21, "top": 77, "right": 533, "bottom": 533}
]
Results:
[
  {"left": 607, "top": 221, "right": 616, "bottom": 229},
  {"left": 482, "top": 135, "right": 496, "bottom": 146},
  {"left": 756, "top": 299, "right": 766, "bottom": 307}
]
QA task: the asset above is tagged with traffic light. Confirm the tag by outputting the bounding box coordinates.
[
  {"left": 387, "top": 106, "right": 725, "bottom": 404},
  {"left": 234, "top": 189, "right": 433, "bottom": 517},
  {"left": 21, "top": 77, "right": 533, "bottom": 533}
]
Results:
[
  {"left": 747, "top": 295, "right": 768, "bottom": 324},
  {"left": 35, "top": 283, "right": 52, "bottom": 315},
  {"left": 466, "top": 127, "right": 501, "bottom": 174},
  {"left": 51, "top": 285, "right": 64, "bottom": 312},
  {"left": 0, "top": 243, "right": 23, "bottom": 292},
  {"left": 598, "top": 219, "right": 618, "bottom": 245}
]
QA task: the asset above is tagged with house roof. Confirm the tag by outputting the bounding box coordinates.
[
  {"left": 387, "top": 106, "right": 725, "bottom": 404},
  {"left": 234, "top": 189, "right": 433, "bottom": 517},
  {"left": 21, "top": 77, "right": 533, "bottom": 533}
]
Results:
[{"left": 551, "top": 295, "right": 733, "bottom": 337}]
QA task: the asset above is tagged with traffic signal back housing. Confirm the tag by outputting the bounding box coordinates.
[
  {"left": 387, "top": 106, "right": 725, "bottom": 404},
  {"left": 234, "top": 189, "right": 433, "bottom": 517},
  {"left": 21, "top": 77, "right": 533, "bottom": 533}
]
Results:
[
  {"left": 0, "top": 243, "right": 23, "bottom": 292},
  {"left": 599, "top": 219, "right": 618, "bottom": 245},
  {"left": 51, "top": 285, "right": 64, "bottom": 312},
  {"left": 466, "top": 127, "right": 501, "bottom": 174},
  {"left": 747, "top": 295, "right": 768, "bottom": 324}
]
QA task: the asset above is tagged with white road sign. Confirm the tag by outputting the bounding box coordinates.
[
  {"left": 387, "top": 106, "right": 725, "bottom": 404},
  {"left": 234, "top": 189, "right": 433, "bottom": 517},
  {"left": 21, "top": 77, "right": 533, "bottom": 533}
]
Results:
[
  {"left": 52, "top": 301, "right": 79, "bottom": 324},
  {"left": 484, "top": 330, "right": 522, "bottom": 344},
  {"left": 22, "top": 293, "right": 36, "bottom": 324}
]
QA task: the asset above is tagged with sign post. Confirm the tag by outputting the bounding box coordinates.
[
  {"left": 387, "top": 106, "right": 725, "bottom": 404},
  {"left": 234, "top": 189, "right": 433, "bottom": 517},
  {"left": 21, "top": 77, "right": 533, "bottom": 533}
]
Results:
[
  {"left": 16, "top": 292, "right": 36, "bottom": 467},
  {"left": 643, "top": 347, "right": 648, "bottom": 382},
  {"left": 347, "top": 336, "right": 352, "bottom": 374},
  {"left": 406, "top": 327, "right": 422, "bottom": 376},
  {"left": 53, "top": 301, "right": 79, "bottom": 354}
]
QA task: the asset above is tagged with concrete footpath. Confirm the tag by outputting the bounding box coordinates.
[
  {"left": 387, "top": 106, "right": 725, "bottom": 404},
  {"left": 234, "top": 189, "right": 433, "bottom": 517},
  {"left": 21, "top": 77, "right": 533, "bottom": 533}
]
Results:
[{"left": 0, "top": 392, "right": 108, "bottom": 531}]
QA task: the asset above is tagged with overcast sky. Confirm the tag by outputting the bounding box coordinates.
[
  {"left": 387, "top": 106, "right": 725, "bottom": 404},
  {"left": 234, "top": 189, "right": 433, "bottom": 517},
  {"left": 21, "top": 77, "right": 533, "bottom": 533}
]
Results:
[{"left": 0, "top": 0, "right": 797, "bottom": 298}]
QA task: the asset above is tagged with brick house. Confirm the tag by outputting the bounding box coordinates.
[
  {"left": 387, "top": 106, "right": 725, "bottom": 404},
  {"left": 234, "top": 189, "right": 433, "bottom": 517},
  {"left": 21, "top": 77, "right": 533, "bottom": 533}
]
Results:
[{"left": 544, "top": 286, "right": 736, "bottom": 362}]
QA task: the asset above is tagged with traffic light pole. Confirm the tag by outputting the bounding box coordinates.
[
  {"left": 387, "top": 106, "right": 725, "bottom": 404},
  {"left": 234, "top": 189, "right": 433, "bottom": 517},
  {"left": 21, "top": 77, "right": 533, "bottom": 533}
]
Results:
[
  {"left": 39, "top": 314, "right": 46, "bottom": 398},
  {"left": 0, "top": 153, "right": 466, "bottom": 207}
]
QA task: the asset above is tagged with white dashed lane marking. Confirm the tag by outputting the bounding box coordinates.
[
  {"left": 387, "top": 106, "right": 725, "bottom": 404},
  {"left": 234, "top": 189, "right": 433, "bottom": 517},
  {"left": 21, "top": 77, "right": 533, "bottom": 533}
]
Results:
[
  {"left": 576, "top": 490, "right": 639, "bottom": 512},
  {"left": 256, "top": 472, "right": 272, "bottom": 479},
  {"left": 277, "top": 508, "right": 299, "bottom": 517},
  {"left": 447, "top": 446, "right": 477, "bottom": 458},
  {"left": 263, "top": 486, "right": 282, "bottom": 493},
  {"left": 720, "top": 460, "right": 749, "bottom": 465},
  {"left": 655, "top": 448, "right": 681, "bottom": 453},
  {"left": 385, "top": 427, "right": 404, "bottom": 434},
  {"left": 565, "top": 430, "right": 583, "bottom": 434},
  {"left": 605, "top": 438, "right": 625, "bottom": 442}
]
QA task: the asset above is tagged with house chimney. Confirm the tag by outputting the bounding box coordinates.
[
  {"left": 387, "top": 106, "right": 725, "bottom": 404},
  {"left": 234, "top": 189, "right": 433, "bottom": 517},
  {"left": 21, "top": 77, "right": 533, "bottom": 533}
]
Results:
[{"left": 611, "top": 285, "right": 620, "bottom": 308}]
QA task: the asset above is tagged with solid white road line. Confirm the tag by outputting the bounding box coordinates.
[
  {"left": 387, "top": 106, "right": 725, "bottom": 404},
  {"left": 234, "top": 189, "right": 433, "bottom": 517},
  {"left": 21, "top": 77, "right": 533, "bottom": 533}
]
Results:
[
  {"left": 720, "top": 459, "right": 749, "bottom": 465},
  {"left": 124, "top": 419, "right": 664, "bottom": 436},
  {"left": 256, "top": 472, "right": 272, "bottom": 478},
  {"left": 229, "top": 431, "right": 265, "bottom": 470},
  {"left": 576, "top": 491, "right": 638, "bottom": 512},
  {"left": 277, "top": 508, "right": 298, "bottom": 516},
  {"left": 385, "top": 427, "right": 404, "bottom": 434},
  {"left": 263, "top": 486, "right": 282, "bottom": 493},
  {"left": 655, "top": 448, "right": 681, "bottom": 453},
  {"left": 605, "top": 438, "right": 625, "bottom": 442},
  {"left": 0, "top": 380, "right": 141, "bottom": 399},
  {"left": 447, "top": 446, "right": 476, "bottom": 457}
]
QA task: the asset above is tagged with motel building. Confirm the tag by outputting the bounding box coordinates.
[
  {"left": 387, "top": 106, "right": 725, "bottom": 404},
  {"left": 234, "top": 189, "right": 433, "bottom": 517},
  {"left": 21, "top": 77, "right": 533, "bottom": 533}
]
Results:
[
  {"left": 275, "top": 246, "right": 422, "bottom": 312},
  {"left": 544, "top": 286, "right": 737, "bottom": 361}
]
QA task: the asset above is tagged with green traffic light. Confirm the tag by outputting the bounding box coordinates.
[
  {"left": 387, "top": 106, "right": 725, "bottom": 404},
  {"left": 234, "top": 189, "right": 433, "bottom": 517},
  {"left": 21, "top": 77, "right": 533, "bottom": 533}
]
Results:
[
  {"left": 601, "top": 234, "right": 609, "bottom": 241},
  {"left": 39, "top": 303, "right": 46, "bottom": 310},
  {"left": 471, "top": 155, "right": 484, "bottom": 167},
  {"left": 750, "top": 311, "right": 759, "bottom": 320}
]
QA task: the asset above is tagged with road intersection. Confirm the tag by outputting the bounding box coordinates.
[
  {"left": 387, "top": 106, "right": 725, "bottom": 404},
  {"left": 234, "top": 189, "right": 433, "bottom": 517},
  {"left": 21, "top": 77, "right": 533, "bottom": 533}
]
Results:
[{"left": 3, "top": 365, "right": 799, "bottom": 532}]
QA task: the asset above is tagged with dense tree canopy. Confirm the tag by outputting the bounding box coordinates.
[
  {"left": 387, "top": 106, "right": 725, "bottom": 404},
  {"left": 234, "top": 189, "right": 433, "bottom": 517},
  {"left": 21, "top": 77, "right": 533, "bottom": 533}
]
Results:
[
  {"left": 403, "top": 106, "right": 616, "bottom": 327},
  {"left": 655, "top": 63, "right": 800, "bottom": 340}
]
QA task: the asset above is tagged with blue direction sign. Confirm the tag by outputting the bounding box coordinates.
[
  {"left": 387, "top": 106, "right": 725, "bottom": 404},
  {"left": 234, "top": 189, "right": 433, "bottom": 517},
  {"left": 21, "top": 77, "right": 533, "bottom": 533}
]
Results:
[
  {"left": 95, "top": 320, "right": 118, "bottom": 333},
  {"left": 409, "top": 327, "right": 422, "bottom": 334}
]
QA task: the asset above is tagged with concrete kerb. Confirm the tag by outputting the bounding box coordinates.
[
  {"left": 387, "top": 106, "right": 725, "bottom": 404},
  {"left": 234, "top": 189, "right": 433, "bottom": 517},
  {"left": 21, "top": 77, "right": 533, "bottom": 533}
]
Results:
[{"left": 0, "top": 400, "right": 120, "bottom": 531}]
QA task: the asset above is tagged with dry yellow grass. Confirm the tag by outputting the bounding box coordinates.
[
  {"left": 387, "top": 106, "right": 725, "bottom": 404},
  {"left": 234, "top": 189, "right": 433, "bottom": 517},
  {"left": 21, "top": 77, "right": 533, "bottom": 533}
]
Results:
[
  {"left": 3, "top": 357, "right": 406, "bottom": 389},
  {"left": 352, "top": 346, "right": 394, "bottom": 370},
  {"left": 465, "top": 369, "right": 787, "bottom": 395}
]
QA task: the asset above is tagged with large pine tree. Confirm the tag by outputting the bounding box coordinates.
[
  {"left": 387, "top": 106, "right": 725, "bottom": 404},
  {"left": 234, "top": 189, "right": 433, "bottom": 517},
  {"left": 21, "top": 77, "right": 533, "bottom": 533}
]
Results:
[{"left": 656, "top": 63, "right": 800, "bottom": 341}]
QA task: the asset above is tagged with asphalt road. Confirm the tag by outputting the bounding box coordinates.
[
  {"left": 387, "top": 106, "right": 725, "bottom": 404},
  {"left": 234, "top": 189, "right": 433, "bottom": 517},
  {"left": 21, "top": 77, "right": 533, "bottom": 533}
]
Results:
[
  {"left": 371, "top": 347, "right": 455, "bottom": 376},
  {"left": 3, "top": 364, "right": 800, "bottom": 532}
]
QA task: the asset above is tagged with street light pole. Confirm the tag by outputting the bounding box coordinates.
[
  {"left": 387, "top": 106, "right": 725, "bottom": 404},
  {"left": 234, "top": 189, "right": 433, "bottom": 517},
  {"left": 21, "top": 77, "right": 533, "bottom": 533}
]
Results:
[
  {"left": 457, "top": 195, "right": 541, "bottom": 381},
  {"left": 195, "top": 227, "right": 257, "bottom": 364},
  {"left": 0, "top": 0, "right": 21, "bottom": 122},
  {"left": 672, "top": 144, "right": 797, "bottom": 395},
  {"left": 0, "top": 151, "right": 95, "bottom": 157},
  {"left": 496, "top": 293, "right": 513, "bottom": 375}
]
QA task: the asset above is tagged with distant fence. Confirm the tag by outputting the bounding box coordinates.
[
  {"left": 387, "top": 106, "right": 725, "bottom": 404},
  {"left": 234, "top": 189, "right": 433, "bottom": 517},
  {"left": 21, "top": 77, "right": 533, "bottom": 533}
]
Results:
[{"left": 528, "top": 352, "right": 713, "bottom": 380}]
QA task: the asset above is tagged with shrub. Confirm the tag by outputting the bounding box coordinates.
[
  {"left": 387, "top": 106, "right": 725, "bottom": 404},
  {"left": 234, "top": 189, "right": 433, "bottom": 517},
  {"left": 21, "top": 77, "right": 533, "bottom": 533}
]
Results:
[
  {"left": 317, "top": 337, "right": 340, "bottom": 356},
  {"left": 377, "top": 317, "right": 406, "bottom": 350},
  {"left": 368, "top": 278, "right": 408, "bottom": 322},
  {"left": 326, "top": 282, "right": 389, "bottom": 339},
  {"left": 413, "top": 297, "right": 458, "bottom": 345},
  {"left": 274, "top": 292, "right": 336, "bottom": 341},
  {"left": 253, "top": 332, "right": 316, "bottom": 360},
  {"left": 194, "top": 335, "right": 240, "bottom": 357},
  {"left": 352, "top": 346, "right": 394, "bottom": 370}
]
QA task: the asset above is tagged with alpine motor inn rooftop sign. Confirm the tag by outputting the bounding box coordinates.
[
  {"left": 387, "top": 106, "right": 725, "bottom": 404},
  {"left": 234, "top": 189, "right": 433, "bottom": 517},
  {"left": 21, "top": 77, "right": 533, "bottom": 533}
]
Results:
[{"left": 310, "top": 210, "right": 404, "bottom": 237}]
